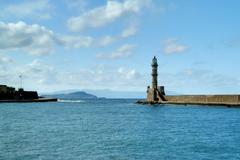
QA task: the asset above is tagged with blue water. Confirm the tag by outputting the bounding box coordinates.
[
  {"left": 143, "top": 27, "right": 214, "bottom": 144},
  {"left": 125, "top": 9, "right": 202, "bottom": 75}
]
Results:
[{"left": 1, "top": 99, "right": 240, "bottom": 160}]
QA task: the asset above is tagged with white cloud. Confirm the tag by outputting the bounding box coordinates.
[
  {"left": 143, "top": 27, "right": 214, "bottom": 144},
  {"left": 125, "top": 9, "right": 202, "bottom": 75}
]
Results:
[
  {"left": 0, "top": 21, "right": 99, "bottom": 55},
  {"left": 0, "top": 0, "right": 52, "bottom": 20},
  {"left": 96, "top": 24, "right": 139, "bottom": 47},
  {"left": 60, "top": 66, "right": 144, "bottom": 91},
  {"left": 98, "top": 36, "right": 116, "bottom": 46},
  {"left": 0, "top": 56, "right": 144, "bottom": 91},
  {"left": 0, "top": 55, "right": 13, "bottom": 64},
  {"left": 58, "top": 35, "right": 94, "bottom": 48},
  {"left": 0, "top": 55, "right": 15, "bottom": 81},
  {"left": 67, "top": 0, "right": 151, "bottom": 31},
  {"left": 0, "top": 21, "right": 55, "bottom": 55},
  {"left": 27, "top": 60, "right": 54, "bottom": 74},
  {"left": 118, "top": 67, "right": 141, "bottom": 80},
  {"left": 163, "top": 39, "right": 189, "bottom": 54},
  {"left": 121, "top": 22, "right": 138, "bottom": 38},
  {"left": 96, "top": 44, "right": 135, "bottom": 59},
  {"left": 159, "top": 68, "right": 240, "bottom": 94},
  {"left": 0, "top": 55, "right": 20, "bottom": 86},
  {"left": 0, "top": 58, "right": 60, "bottom": 90},
  {"left": 0, "top": 21, "right": 140, "bottom": 56},
  {"left": 20, "top": 59, "right": 58, "bottom": 86}
]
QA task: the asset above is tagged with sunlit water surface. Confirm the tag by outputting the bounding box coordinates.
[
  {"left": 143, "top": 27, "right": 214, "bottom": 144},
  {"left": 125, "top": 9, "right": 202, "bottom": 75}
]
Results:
[{"left": 1, "top": 99, "right": 240, "bottom": 160}]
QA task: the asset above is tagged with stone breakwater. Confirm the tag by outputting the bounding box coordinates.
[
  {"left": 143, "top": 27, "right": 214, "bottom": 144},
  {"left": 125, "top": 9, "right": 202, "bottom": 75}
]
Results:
[
  {"left": 137, "top": 95, "right": 240, "bottom": 107},
  {"left": 142, "top": 57, "right": 240, "bottom": 107}
]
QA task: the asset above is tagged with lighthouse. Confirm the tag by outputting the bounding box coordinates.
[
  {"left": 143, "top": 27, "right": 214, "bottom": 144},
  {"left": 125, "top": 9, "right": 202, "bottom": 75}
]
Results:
[
  {"left": 147, "top": 56, "right": 166, "bottom": 102},
  {"left": 152, "top": 56, "right": 158, "bottom": 89}
]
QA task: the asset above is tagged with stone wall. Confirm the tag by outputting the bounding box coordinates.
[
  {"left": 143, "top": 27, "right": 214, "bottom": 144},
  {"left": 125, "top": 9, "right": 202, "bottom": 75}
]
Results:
[
  {"left": 147, "top": 88, "right": 154, "bottom": 102},
  {"left": 165, "top": 95, "right": 240, "bottom": 103},
  {"left": 20, "top": 91, "right": 39, "bottom": 99}
]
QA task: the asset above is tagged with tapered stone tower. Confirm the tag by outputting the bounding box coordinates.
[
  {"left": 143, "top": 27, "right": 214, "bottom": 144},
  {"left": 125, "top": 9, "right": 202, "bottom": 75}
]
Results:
[
  {"left": 147, "top": 56, "right": 165, "bottom": 102},
  {"left": 152, "top": 56, "right": 158, "bottom": 90}
]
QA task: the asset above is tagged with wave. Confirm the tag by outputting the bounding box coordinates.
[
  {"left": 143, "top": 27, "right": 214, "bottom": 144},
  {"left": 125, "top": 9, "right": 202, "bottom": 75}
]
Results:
[{"left": 58, "top": 99, "right": 84, "bottom": 103}]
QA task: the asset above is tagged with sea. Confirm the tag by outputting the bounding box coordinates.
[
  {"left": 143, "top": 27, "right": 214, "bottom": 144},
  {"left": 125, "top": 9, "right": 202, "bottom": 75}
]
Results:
[{"left": 1, "top": 99, "right": 240, "bottom": 160}]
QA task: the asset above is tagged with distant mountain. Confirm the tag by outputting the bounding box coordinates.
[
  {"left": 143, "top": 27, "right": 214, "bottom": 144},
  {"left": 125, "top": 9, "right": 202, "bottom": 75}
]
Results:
[
  {"left": 41, "top": 89, "right": 180, "bottom": 99},
  {"left": 41, "top": 89, "right": 145, "bottom": 99},
  {"left": 43, "top": 91, "right": 98, "bottom": 100}
]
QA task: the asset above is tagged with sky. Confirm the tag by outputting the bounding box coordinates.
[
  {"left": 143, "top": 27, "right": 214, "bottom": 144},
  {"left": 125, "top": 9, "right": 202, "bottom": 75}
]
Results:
[{"left": 0, "top": 0, "right": 240, "bottom": 95}]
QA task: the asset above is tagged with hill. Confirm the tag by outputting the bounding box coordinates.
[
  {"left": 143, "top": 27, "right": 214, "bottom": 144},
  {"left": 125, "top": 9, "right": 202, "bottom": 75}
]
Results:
[{"left": 43, "top": 91, "right": 98, "bottom": 100}]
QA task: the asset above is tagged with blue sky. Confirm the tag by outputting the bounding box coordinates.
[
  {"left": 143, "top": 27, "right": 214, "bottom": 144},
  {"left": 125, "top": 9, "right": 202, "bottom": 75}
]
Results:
[{"left": 0, "top": 0, "right": 240, "bottom": 94}]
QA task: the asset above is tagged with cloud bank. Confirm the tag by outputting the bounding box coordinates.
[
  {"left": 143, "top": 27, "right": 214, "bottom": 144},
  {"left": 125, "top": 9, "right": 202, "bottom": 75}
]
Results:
[
  {"left": 67, "top": 0, "right": 151, "bottom": 31},
  {"left": 0, "top": 21, "right": 129, "bottom": 55}
]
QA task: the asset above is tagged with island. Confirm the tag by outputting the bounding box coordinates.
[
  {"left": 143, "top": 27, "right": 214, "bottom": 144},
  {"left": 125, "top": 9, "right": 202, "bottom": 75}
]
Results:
[
  {"left": 137, "top": 56, "right": 240, "bottom": 107},
  {"left": 43, "top": 91, "right": 98, "bottom": 100}
]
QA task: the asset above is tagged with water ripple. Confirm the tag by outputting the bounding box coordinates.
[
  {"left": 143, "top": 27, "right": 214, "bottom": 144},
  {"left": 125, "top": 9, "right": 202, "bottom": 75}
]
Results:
[{"left": 0, "top": 99, "right": 240, "bottom": 159}]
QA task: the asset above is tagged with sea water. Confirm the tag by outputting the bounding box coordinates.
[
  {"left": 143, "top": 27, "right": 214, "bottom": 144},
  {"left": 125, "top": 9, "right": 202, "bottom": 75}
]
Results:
[{"left": 0, "top": 99, "right": 240, "bottom": 160}]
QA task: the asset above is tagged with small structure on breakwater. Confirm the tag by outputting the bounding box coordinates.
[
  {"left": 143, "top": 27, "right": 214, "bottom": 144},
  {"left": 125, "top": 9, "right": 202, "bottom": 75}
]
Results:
[
  {"left": 137, "top": 57, "right": 240, "bottom": 107},
  {"left": 0, "top": 85, "right": 57, "bottom": 102}
]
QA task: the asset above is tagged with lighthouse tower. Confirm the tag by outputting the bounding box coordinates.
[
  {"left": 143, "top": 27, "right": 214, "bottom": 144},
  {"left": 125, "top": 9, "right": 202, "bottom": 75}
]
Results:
[
  {"left": 147, "top": 56, "right": 165, "bottom": 102},
  {"left": 152, "top": 56, "right": 158, "bottom": 90}
]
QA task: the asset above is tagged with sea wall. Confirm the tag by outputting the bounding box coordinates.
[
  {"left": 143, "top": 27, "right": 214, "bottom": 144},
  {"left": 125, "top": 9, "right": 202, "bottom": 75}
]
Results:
[
  {"left": 165, "top": 95, "right": 240, "bottom": 103},
  {"left": 0, "top": 90, "right": 38, "bottom": 100},
  {"left": 19, "top": 91, "right": 38, "bottom": 99}
]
